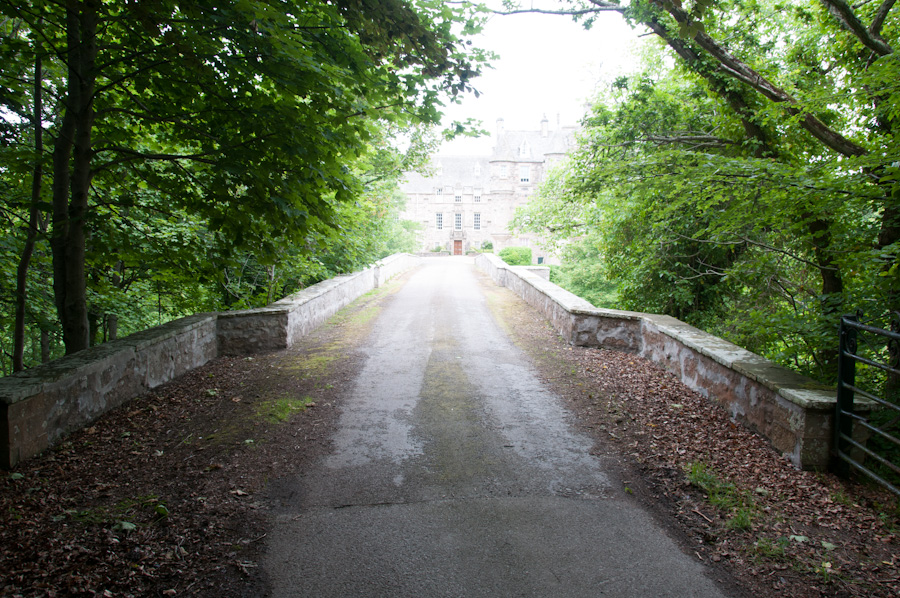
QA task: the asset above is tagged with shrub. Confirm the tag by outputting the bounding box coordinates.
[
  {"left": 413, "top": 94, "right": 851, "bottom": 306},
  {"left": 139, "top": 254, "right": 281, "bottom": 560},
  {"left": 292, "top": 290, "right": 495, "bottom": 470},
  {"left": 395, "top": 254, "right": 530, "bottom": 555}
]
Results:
[{"left": 498, "top": 246, "right": 532, "bottom": 266}]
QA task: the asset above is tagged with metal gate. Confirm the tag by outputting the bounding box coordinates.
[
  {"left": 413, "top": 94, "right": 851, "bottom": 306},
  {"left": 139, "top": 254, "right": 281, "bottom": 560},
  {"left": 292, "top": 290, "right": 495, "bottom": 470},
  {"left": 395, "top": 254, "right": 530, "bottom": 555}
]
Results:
[{"left": 834, "top": 313, "right": 900, "bottom": 497}]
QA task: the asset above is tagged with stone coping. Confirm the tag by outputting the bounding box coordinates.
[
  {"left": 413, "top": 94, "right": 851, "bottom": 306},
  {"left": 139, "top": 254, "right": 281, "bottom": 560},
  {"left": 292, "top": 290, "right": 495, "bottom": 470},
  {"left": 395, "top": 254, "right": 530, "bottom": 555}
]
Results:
[
  {"left": 216, "top": 253, "right": 413, "bottom": 320},
  {"left": 641, "top": 315, "right": 836, "bottom": 410},
  {"left": 1, "top": 314, "right": 217, "bottom": 406},
  {"left": 513, "top": 265, "right": 551, "bottom": 280},
  {"left": 216, "top": 277, "right": 358, "bottom": 320}
]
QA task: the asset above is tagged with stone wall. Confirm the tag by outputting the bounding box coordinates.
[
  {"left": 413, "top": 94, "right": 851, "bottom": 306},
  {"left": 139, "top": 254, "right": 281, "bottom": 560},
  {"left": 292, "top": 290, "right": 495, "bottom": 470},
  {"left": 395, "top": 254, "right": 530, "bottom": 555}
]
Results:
[
  {"left": 476, "top": 253, "right": 838, "bottom": 470},
  {"left": 519, "top": 266, "right": 550, "bottom": 281},
  {"left": 217, "top": 253, "right": 419, "bottom": 355},
  {"left": 0, "top": 315, "right": 217, "bottom": 469},
  {"left": 0, "top": 254, "right": 420, "bottom": 469},
  {"left": 375, "top": 253, "right": 420, "bottom": 285}
]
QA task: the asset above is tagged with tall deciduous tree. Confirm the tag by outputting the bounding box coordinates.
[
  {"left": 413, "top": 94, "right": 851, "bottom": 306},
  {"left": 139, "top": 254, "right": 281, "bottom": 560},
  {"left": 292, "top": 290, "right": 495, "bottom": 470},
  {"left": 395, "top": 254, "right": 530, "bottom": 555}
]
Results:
[
  {"left": 511, "top": 0, "right": 898, "bottom": 380},
  {"left": 1, "top": 0, "right": 487, "bottom": 355}
]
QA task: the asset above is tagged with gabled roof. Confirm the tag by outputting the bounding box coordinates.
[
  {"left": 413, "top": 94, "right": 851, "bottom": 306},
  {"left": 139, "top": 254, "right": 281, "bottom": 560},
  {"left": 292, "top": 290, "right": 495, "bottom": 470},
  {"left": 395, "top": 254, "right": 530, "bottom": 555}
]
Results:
[
  {"left": 490, "top": 127, "right": 575, "bottom": 163},
  {"left": 400, "top": 155, "right": 492, "bottom": 194},
  {"left": 399, "top": 119, "right": 577, "bottom": 193}
]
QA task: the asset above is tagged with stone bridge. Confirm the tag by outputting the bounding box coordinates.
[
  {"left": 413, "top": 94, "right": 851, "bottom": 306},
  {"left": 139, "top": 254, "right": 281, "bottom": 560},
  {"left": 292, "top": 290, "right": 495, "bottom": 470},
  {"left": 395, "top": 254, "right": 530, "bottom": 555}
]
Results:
[{"left": 1, "top": 253, "right": 838, "bottom": 473}]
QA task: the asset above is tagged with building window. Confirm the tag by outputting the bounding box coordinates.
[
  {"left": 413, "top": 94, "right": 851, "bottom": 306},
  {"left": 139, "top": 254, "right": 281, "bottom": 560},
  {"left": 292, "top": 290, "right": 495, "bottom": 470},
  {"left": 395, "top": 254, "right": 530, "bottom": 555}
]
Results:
[
  {"left": 474, "top": 213, "right": 481, "bottom": 230},
  {"left": 436, "top": 213, "right": 443, "bottom": 230},
  {"left": 454, "top": 213, "right": 462, "bottom": 230},
  {"left": 454, "top": 194, "right": 462, "bottom": 203},
  {"left": 499, "top": 164, "right": 508, "bottom": 178},
  {"left": 474, "top": 193, "right": 481, "bottom": 203},
  {"left": 520, "top": 165, "right": 530, "bottom": 182}
]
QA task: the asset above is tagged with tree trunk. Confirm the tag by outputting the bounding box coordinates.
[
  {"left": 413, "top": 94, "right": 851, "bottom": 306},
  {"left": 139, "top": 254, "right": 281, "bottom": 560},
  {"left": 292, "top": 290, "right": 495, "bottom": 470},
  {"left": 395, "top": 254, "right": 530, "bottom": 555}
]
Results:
[
  {"left": 88, "top": 310, "right": 100, "bottom": 347},
  {"left": 108, "top": 314, "right": 118, "bottom": 341},
  {"left": 806, "top": 214, "right": 844, "bottom": 378},
  {"left": 878, "top": 203, "right": 900, "bottom": 401},
  {"left": 51, "top": 1, "right": 99, "bottom": 355},
  {"left": 14, "top": 49, "right": 44, "bottom": 372},
  {"left": 107, "top": 261, "right": 123, "bottom": 341}
]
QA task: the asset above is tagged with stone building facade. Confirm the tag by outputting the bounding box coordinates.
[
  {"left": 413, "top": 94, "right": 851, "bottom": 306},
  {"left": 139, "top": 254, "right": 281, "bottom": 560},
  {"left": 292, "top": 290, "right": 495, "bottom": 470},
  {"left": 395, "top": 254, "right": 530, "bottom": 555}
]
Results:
[{"left": 399, "top": 117, "right": 575, "bottom": 263}]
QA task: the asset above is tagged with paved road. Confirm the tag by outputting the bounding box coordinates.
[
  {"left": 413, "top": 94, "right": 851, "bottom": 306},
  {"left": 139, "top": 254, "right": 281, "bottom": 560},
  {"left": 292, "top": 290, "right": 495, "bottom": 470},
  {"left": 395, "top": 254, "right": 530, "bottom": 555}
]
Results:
[{"left": 263, "top": 258, "right": 734, "bottom": 597}]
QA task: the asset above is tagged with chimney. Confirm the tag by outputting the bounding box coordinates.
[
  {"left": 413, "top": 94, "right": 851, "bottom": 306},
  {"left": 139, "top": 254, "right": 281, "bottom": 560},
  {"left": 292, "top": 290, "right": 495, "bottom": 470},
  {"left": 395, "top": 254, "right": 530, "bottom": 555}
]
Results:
[
  {"left": 541, "top": 114, "right": 549, "bottom": 138},
  {"left": 496, "top": 117, "right": 505, "bottom": 136}
]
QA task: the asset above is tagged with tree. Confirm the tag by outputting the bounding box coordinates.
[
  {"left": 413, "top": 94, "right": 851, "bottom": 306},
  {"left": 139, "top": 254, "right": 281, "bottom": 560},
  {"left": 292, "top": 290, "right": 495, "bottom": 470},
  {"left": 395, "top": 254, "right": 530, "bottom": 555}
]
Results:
[
  {"left": 1, "top": 0, "right": 488, "bottom": 355},
  {"left": 547, "top": 234, "right": 619, "bottom": 308},
  {"left": 511, "top": 0, "right": 898, "bottom": 380}
]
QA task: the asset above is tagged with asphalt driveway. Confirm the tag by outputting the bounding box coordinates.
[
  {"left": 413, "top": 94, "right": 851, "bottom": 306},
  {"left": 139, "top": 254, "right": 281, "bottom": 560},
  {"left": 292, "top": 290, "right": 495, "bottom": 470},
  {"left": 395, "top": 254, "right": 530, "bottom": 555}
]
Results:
[{"left": 262, "top": 258, "right": 734, "bottom": 597}]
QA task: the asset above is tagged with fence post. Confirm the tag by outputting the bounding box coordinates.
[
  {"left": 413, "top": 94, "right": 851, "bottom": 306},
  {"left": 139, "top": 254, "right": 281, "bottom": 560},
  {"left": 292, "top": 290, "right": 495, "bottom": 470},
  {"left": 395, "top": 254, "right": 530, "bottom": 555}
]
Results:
[{"left": 834, "top": 314, "right": 858, "bottom": 477}]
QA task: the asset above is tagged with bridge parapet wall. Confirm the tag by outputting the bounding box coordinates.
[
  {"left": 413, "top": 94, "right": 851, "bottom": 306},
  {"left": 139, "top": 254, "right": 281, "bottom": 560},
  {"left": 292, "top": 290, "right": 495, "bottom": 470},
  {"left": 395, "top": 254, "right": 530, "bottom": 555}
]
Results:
[
  {"left": 375, "top": 253, "right": 420, "bottom": 285},
  {"left": 0, "top": 314, "right": 217, "bottom": 469},
  {"left": 476, "top": 253, "right": 836, "bottom": 470},
  {"left": 216, "top": 253, "right": 420, "bottom": 355},
  {"left": 1, "top": 254, "right": 420, "bottom": 468}
]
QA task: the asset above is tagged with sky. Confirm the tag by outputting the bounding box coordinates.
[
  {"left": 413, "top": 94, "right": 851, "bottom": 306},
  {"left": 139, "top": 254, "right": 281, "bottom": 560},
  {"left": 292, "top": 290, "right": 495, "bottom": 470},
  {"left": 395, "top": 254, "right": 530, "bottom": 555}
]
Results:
[{"left": 438, "top": 5, "right": 648, "bottom": 155}]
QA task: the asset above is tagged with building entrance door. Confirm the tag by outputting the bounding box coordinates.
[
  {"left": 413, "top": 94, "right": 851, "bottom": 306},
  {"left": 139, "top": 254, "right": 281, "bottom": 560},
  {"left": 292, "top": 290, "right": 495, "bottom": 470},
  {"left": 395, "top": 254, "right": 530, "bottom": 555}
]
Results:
[{"left": 453, "top": 240, "right": 462, "bottom": 255}]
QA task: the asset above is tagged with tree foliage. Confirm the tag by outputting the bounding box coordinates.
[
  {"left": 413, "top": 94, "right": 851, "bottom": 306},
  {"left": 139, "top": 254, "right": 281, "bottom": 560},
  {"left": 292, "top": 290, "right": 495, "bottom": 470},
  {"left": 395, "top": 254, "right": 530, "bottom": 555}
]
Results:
[
  {"left": 512, "top": 0, "right": 900, "bottom": 381},
  {"left": 0, "top": 0, "right": 488, "bottom": 372},
  {"left": 548, "top": 235, "right": 620, "bottom": 308},
  {"left": 498, "top": 246, "right": 533, "bottom": 265}
]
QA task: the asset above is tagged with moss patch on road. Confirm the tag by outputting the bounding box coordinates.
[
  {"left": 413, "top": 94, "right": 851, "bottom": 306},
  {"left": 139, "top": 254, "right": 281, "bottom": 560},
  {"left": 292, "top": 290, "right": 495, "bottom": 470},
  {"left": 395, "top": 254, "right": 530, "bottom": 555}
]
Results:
[
  {"left": 416, "top": 321, "right": 499, "bottom": 485},
  {"left": 257, "top": 395, "right": 317, "bottom": 423}
]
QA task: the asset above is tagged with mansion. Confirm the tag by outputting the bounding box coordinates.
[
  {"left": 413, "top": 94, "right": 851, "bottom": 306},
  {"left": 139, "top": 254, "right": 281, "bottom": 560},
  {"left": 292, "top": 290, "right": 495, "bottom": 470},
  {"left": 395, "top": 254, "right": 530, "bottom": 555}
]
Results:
[{"left": 399, "top": 117, "right": 576, "bottom": 264}]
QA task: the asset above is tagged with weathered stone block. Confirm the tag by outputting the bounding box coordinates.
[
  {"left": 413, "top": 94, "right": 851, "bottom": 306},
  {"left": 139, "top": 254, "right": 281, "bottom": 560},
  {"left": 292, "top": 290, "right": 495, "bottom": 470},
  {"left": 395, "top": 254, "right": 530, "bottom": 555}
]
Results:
[{"left": 0, "top": 314, "right": 217, "bottom": 468}]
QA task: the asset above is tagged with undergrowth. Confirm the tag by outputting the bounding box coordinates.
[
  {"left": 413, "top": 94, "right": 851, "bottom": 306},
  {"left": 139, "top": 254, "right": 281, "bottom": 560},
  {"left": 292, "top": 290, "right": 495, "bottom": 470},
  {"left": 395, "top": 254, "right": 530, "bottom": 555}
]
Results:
[{"left": 687, "top": 461, "right": 756, "bottom": 530}]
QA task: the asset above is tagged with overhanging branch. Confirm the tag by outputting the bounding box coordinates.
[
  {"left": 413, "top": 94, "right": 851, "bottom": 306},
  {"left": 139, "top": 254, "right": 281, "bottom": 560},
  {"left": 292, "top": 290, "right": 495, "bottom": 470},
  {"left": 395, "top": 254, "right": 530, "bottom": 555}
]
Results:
[
  {"left": 654, "top": 0, "right": 870, "bottom": 157},
  {"left": 820, "top": 0, "right": 894, "bottom": 56}
]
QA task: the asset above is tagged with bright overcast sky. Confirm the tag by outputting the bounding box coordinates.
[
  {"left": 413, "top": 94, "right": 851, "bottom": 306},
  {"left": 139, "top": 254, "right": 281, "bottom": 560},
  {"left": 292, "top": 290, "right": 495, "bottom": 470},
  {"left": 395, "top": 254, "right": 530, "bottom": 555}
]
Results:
[{"left": 439, "top": 4, "right": 648, "bottom": 155}]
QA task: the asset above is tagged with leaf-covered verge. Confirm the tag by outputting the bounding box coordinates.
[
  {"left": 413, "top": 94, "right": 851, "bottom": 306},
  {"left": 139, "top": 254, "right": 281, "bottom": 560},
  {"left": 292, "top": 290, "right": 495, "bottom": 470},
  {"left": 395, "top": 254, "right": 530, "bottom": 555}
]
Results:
[
  {"left": 576, "top": 349, "right": 900, "bottom": 598},
  {"left": 0, "top": 352, "right": 305, "bottom": 597}
]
